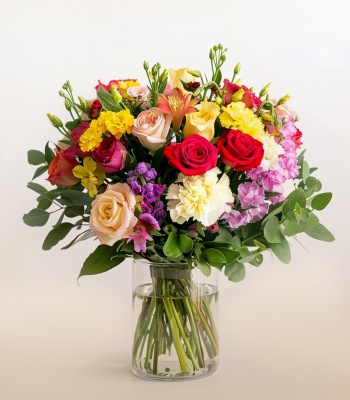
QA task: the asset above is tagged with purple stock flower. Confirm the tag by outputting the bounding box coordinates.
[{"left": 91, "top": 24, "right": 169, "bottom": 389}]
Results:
[
  {"left": 135, "top": 162, "right": 149, "bottom": 175},
  {"left": 138, "top": 213, "right": 160, "bottom": 231},
  {"left": 144, "top": 168, "right": 157, "bottom": 181},
  {"left": 238, "top": 182, "right": 265, "bottom": 209}
]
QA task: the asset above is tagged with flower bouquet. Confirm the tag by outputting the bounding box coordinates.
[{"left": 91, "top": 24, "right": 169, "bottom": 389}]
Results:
[{"left": 23, "top": 44, "right": 334, "bottom": 380}]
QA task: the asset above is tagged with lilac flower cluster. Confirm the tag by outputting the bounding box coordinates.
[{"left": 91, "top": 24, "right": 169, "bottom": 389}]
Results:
[{"left": 126, "top": 162, "right": 167, "bottom": 253}]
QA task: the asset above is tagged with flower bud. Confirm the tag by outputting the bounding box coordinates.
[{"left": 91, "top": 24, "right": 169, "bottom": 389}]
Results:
[
  {"left": 259, "top": 83, "right": 271, "bottom": 98},
  {"left": 47, "top": 113, "right": 63, "bottom": 128},
  {"left": 64, "top": 99, "right": 71, "bottom": 111},
  {"left": 277, "top": 94, "right": 291, "bottom": 105},
  {"left": 234, "top": 62, "right": 241, "bottom": 75},
  {"left": 143, "top": 60, "right": 149, "bottom": 71},
  {"left": 215, "top": 97, "right": 223, "bottom": 105},
  {"left": 192, "top": 86, "right": 203, "bottom": 97},
  {"left": 261, "top": 113, "right": 274, "bottom": 122},
  {"left": 187, "top": 69, "right": 201, "bottom": 78},
  {"left": 110, "top": 85, "right": 123, "bottom": 103},
  {"left": 209, "top": 49, "right": 215, "bottom": 60},
  {"left": 78, "top": 96, "right": 89, "bottom": 114}
]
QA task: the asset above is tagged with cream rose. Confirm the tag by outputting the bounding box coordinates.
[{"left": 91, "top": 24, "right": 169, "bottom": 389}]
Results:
[
  {"left": 127, "top": 85, "right": 151, "bottom": 109},
  {"left": 89, "top": 183, "right": 137, "bottom": 245},
  {"left": 183, "top": 101, "right": 220, "bottom": 141},
  {"left": 132, "top": 107, "right": 172, "bottom": 151},
  {"left": 167, "top": 68, "right": 196, "bottom": 94}
]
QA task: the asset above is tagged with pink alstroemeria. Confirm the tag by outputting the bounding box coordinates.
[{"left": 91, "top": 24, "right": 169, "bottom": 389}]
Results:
[{"left": 157, "top": 87, "right": 198, "bottom": 132}]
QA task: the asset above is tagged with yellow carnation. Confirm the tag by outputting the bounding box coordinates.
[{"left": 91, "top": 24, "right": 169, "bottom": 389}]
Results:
[
  {"left": 219, "top": 101, "right": 265, "bottom": 141},
  {"left": 79, "top": 119, "right": 105, "bottom": 152},
  {"left": 104, "top": 109, "right": 135, "bottom": 139}
]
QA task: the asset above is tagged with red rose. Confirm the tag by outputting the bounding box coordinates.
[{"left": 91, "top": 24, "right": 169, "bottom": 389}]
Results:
[
  {"left": 92, "top": 137, "right": 127, "bottom": 173},
  {"left": 217, "top": 129, "right": 264, "bottom": 172},
  {"left": 163, "top": 134, "right": 218, "bottom": 176},
  {"left": 222, "top": 79, "right": 262, "bottom": 109},
  {"left": 47, "top": 149, "right": 80, "bottom": 187},
  {"left": 89, "top": 99, "right": 102, "bottom": 119}
]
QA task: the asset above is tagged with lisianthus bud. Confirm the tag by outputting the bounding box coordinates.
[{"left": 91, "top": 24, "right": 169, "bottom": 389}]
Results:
[
  {"left": 78, "top": 96, "right": 89, "bottom": 114},
  {"left": 277, "top": 94, "right": 291, "bottom": 105},
  {"left": 143, "top": 60, "right": 149, "bottom": 71},
  {"left": 47, "top": 113, "right": 63, "bottom": 128},
  {"left": 64, "top": 99, "right": 71, "bottom": 111},
  {"left": 187, "top": 69, "right": 201, "bottom": 78},
  {"left": 234, "top": 62, "right": 241, "bottom": 75},
  {"left": 259, "top": 83, "right": 271, "bottom": 98}
]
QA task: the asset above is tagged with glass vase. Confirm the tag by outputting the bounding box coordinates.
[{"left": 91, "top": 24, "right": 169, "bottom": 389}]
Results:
[{"left": 131, "top": 259, "right": 219, "bottom": 381}]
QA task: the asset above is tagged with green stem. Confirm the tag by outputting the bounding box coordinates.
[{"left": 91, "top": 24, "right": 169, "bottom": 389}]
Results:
[{"left": 162, "top": 297, "right": 189, "bottom": 373}]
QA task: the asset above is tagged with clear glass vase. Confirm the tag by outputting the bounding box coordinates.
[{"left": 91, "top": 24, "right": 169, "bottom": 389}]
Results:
[{"left": 131, "top": 259, "right": 219, "bottom": 381}]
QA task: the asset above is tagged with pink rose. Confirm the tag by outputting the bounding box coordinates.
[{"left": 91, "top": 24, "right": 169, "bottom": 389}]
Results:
[
  {"left": 92, "top": 137, "right": 127, "bottom": 173},
  {"left": 132, "top": 107, "right": 172, "bottom": 151},
  {"left": 47, "top": 149, "right": 80, "bottom": 187},
  {"left": 89, "top": 183, "right": 138, "bottom": 245}
]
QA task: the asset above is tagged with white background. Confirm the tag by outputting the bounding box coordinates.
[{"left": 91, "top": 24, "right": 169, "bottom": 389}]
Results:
[{"left": 1, "top": 0, "right": 349, "bottom": 399}]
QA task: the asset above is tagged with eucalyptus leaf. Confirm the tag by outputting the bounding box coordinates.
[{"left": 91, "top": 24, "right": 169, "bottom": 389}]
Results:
[
  {"left": 224, "top": 261, "right": 246, "bottom": 282},
  {"left": 264, "top": 216, "right": 285, "bottom": 243},
  {"left": 282, "top": 188, "right": 306, "bottom": 217},
  {"left": 202, "top": 248, "right": 226, "bottom": 268},
  {"left": 27, "top": 182, "right": 48, "bottom": 196},
  {"left": 61, "top": 190, "right": 93, "bottom": 207},
  {"left": 269, "top": 239, "right": 291, "bottom": 264},
  {"left": 305, "top": 223, "right": 335, "bottom": 242},
  {"left": 311, "top": 192, "right": 332, "bottom": 211},
  {"left": 23, "top": 208, "right": 49, "bottom": 227}
]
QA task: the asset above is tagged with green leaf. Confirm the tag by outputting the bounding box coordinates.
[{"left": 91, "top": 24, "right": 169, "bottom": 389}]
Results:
[
  {"left": 249, "top": 254, "right": 263, "bottom": 267},
  {"left": 61, "top": 230, "right": 96, "bottom": 250},
  {"left": 305, "top": 176, "right": 322, "bottom": 192},
  {"left": 163, "top": 231, "right": 182, "bottom": 258},
  {"left": 224, "top": 261, "right": 246, "bottom": 282},
  {"left": 65, "top": 120, "right": 81, "bottom": 132},
  {"left": 311, "top": 192, "right": 332, "bottom": 211},
  {"left": 36, "top": 195, "right": 53, "bottom": 210},
  {"left": 78, "top": 244, "right": 126, "bottom": 279},
  {"left": 264, "top": 216, "right": 285, "bottom": 243},
  {"left": 60, "top": 190, "right": 93, "bottom": 207},
  {"left": 32, "top": 165, "right": 48, "bottom": 180},
  {"left": 64, "top": 206, "right": 85, "bottom": 218},
  {"left": 282, "top": 188, "right": 306, "bottom": 217},
  {"left": 302, "top": 160, "right": 310, "bottom": 183},
  {"left": 195, "top": 258, "right": 211, "bottom": 276},
  {"left": 44, "top": 142, "right": 55, "bottom": 164},
  {"left": 306, "top": 223, "right": 335, "bottom": 242},
  {"left": 269, "top": 239, "right": 291, "bottom": 264},
  {"left": 202, "top": 248, "right": 226, "bottom": 268},
  {"left": 27, "top": 182, "right": 48, "bottom": 196},
  {"left": 97, "top": 86, "right": 123, "bottom": 112},
  {"left": 28, "top": 150, "right": 46, "bottom": 165},
  {"left": 42, "top": 222, "right": 75, "bottom": 250},
  {"left": 23, "top": 208, "right": 49, "bottom": 227},
  {"left": 178, "top": 233, "right": 193, "bottom": 253}
]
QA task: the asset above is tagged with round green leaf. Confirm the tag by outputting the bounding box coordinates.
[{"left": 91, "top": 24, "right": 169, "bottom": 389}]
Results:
[
  {"left": 311, "top": 192, "right": 332, "bottom": 211},
  {"left": 23, "top": 208, "right": 49, "bottom": 227}
]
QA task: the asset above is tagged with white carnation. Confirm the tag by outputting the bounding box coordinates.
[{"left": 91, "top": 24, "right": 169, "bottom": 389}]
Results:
[{"left": 166, "top": 168, "right": 234, "bottom": 226}]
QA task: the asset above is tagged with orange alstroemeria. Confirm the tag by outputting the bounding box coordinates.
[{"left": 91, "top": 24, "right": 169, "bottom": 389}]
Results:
[{"left": 157, "top": 87, "right": 198, "bottom": 132}]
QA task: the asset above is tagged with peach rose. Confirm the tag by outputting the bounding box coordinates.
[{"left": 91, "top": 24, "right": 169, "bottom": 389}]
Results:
[
  {"left": 183, "top": 101, "right": 220, "bottom": 141},
  {"left": 271, "top": 99, "right": 298, "bottom": 120},
  {"left": 132, "top": 107, "right": 172, "bottom": 151},
  {"left": 89, "top": 183, "right": 137, "bottom": 245}
]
